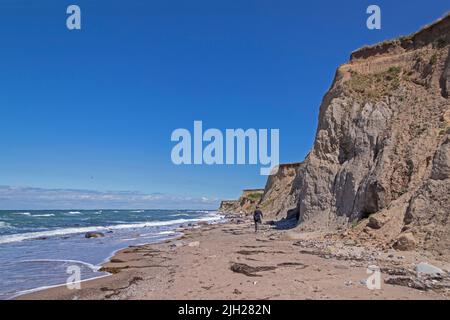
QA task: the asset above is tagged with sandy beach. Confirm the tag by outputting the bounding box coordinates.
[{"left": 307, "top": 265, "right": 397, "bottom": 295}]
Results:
[{"left": 17, "top": 218, "right": 450, "bottom": 300}]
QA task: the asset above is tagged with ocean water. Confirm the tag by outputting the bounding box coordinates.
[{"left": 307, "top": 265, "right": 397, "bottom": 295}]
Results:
[{"left": 0, "top": 209, "right": 223, "bottom": 299}]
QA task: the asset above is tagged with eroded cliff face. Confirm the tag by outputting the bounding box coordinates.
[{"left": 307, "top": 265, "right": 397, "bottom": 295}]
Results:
[
  {"left": 218, "top": 189, "right": 264, "bottom": 215},
  {"left": 294, "top": 14, "right": 450, "bottom": 255},
  {"left": 217, "top": 14, "right": 450, "bottom": 257},
  {"left": 218, "top": 164, "right": 302, "bottom": 218},
  {"left": 259, "top": 163, "right": 302, "bottom": 218},
  {"left": 218, "top": 200, "right": 240, "bottom": 214}
]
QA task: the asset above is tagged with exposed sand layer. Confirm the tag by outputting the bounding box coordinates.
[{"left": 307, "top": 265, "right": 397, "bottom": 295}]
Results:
[{"left": 18, "top": 219, "right": 450, "bottom": 300}]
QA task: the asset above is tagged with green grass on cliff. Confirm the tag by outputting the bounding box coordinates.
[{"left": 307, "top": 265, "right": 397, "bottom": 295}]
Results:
[
  {"left": 344, "top": 67, "right": 402, "bottom": 100},
  {"left": 246, "top": 192, "right": 263, "bottom": 202}
]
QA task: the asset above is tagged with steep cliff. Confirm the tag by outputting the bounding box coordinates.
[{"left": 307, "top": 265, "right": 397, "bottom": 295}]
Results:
[
  {"left": 218, "top": 14, "right": 450, "bottom": 257},
  {"left": 218, "top": 200, "right": 240, "bottom": 214},
  {"left": 218, "top": 163, "right": 302, "bottom": 218},
  {"left": 218, "top": 189, "right": 264, "bottom": 214},
  {"left": 259, "top": 163, "right": 303, "bottom": 218},
  {"left": 292, "top": 13, "right": 450, "bottom": 255}
]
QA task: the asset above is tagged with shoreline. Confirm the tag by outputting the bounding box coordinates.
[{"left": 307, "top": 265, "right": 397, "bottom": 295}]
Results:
[
  {"left": 17, "top": 216, "right": 450, "bottom": 300},
  {"left": 10, "top": 274, "right": 111, "bottom": 300},
  {"left": 0, "top": 210, "right": 224, "bottom": 300},
  {"left": 9, "top": 232, "right": 185, "bottom": 300},
  {"left": 9, "top": 222, "right": 212, "bottom": 300},
  {"left": 0, "top": 214, "right": 220, "bottom": 245}
]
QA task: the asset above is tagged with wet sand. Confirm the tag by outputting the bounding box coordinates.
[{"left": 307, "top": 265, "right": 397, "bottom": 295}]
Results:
[{"left": 17, "top": 219, "right": 449, "bottom": 300}]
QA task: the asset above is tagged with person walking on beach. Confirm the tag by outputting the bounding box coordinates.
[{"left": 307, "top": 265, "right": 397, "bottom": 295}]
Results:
[{"left": 253, "top": 207, "right": 263, "bottom": 233}]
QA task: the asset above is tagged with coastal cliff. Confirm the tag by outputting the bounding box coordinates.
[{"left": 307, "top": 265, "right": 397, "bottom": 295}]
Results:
[
  {"left": 218, "top": 164, "right": 302, "bottom": 218},
  {"left": 259, "top": 163, "right": 302, "bottom": 218},
  {"left": 294, "top": 13, "right": 450, "bottom": 256},
  {"left": 220, "top": 13, "right": 450, "bottom": 257},
  {"left": 219, "top": 189, "right": 264, "bottom": 214}
]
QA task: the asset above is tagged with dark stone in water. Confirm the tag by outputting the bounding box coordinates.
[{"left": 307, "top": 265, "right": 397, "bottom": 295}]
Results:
[{"left": 85, "top": 232, "right": 105, "bottom": 238}]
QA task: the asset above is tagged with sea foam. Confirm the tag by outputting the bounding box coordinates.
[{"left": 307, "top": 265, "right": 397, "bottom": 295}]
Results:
[
  {"left": 0, "top": 221, "right": 11, "bottom": 228},
  {"left": 0, "top": 215, "right": 222, "bottom": 245},
  {"left": 31, "top": 214, "right": 55, "bottom": 217},
  {"left": 12, "top": 212, "right": 31, "bottom": 216}
]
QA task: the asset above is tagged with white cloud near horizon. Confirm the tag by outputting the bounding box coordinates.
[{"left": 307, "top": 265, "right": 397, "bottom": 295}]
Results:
[{"left": 0, "top": 185, "right": 220, "bottom": 210}]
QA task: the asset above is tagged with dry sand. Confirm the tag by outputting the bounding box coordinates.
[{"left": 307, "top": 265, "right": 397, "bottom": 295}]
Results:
[{"left": 17, "top": 219, "right": 450, "bottom": 300}]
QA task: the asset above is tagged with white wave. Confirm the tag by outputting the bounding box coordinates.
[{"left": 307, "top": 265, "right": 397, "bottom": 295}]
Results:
[
  {"left": 18, "top": 259, "right": 100, "bottom": 271},
  {"left": 158, "top": 230, "right": 176, "bottom": 235},
  {"left": 11, "top": 274, "right": 110, "bottom": 300},
  {"left": 64, "top": 211, "right": 83, "bottom": 216},
  {"left": 31, "top": 214, "right": 55, "bottom": 217},
  {"left": 12, "top": 212, "right": 31, "bottom": 216},
  {"left": 131, "top": 210, "right": 144, "bottom": 213},
  {"left": 0, "top": 221, "right": 11, "bottom": 228},
  {"left": 0, "top": 215, "right": 223, "bottom": 245},
  {"left": 138, "top": 230, "right": 176, "bottom": 238}
]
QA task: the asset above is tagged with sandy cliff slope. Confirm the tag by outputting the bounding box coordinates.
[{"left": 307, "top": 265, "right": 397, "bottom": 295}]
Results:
[
  {"left": 219, "top": 13, "right": 450, "bottom": 259},
  {"left": 219, "top": 164, "right": 302, "bottom": 218},
  {"left": 259, "top": 163, "right": 303, "bottom": 218},
  {"left": 292, "top": 13, "right": 450, "bottom": 257}
]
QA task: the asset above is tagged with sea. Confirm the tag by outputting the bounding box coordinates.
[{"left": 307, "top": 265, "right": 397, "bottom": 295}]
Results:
[{"left": 0, "top": 209, "right": 223, "bottom": 299}]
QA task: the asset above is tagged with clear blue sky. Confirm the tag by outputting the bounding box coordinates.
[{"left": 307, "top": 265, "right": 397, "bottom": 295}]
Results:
[{"left": 0, "top": 0, "right": 448, "bottom": 209}]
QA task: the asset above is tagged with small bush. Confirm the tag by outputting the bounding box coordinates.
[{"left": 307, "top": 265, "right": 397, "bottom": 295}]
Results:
[
  {"left": 429, "top": 54, "right": 438, "bottom": 65},
  {"left": 246, "top": 193, "right": 263, "bottom": 201},
  {"left": 343, "top": 67, "right": 402, "bottom": 101},
  {"left": 439, "top": 126, "right": 450, "bottom": 136},
  {"left": 387, "top": 66, "right": 401, "bottom": 74}
]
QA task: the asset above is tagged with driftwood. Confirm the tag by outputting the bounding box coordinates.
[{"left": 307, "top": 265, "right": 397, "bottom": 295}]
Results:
[{"left": 230, "top": 263, "right": 277, "bottom": 277}]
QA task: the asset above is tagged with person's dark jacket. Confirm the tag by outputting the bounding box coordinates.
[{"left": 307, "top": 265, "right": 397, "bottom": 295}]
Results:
[{"left": 253, "top": 209, "right": 263, "bottom": 222}]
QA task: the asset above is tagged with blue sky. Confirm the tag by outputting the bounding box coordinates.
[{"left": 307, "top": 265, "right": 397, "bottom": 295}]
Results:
[{"left": 0, "top": 0, "right": 448, "bottom": 209}]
